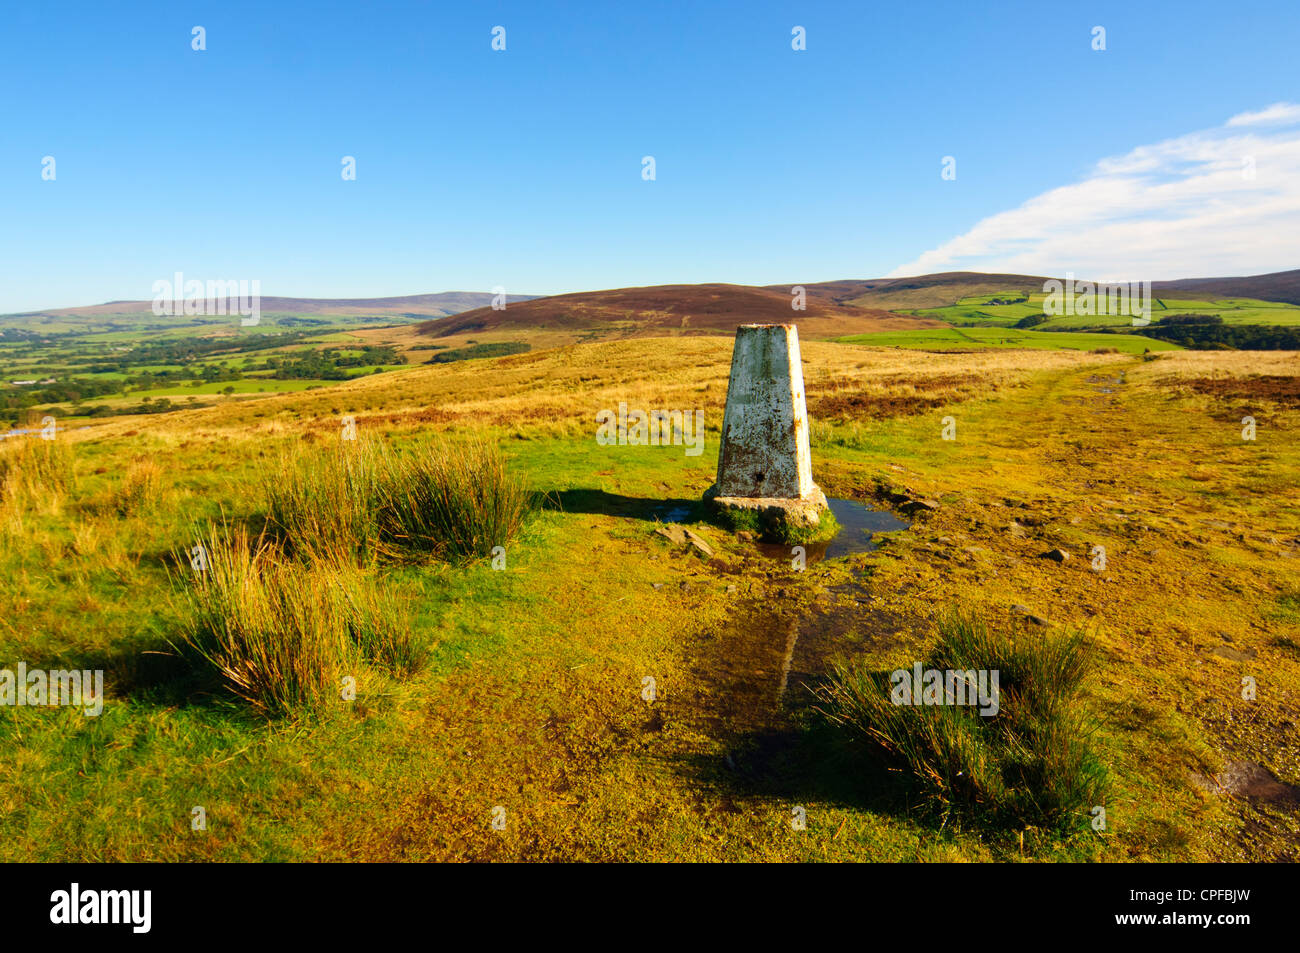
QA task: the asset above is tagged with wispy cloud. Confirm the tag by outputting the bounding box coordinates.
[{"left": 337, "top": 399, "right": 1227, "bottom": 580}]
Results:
[
  {"left": 1226, "top": 102, "right": 1300, "bottom": 127},
  {"left": 889, "top": 105, "right": 1300, "bottom": 280}
]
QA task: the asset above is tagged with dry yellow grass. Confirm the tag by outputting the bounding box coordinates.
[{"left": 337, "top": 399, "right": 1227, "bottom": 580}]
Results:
[
  {"left": 70, "top": 336, "right": 1145, "bottom": 449},
  {"left": 1134, "top": 350, "right": 1300, "bottom": 380}
]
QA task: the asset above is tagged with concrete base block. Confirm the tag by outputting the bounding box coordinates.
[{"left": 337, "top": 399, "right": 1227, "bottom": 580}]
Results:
[{"left": 705, "top": 483, "right": 830, "bottom": 536}]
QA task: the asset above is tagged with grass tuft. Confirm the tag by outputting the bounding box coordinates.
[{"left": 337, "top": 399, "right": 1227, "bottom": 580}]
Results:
[
  {"left": 112, "top": 457, "right": 163, "bottom": 516},
  {"left": 0, "top": 436, "right": 75, "bottom": 499},
  {"left": 816, "top": 612, "right": 1107, "bottom": 829},
  {"left": 266, "top": 435, "right": 535, "bottom": 565},
  {"left": 173, "top": 523, "right": 424, "bottom": 716}
]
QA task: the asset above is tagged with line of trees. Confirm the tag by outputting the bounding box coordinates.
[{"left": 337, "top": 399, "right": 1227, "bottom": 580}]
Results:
[{"left": 1137, "top": 323, "right": 1300, "bottom": 350}]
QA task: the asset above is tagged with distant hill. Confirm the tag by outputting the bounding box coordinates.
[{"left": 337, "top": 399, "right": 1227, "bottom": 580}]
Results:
[
  {"left": 8, "top": 269, "right": 1297, "bottom": 340},
  {"left": 771, "top": 269, "right": 1300, "bottom": 309},
  {"left": 1152, "top": 270, "right": 1300, "bottom": 305},
  {"left": 765, "top": 273, "right": 1054, "bottom": 310},
  {"left": 418, "top": 283, "right": 942, "bottom": 340},
  {"left": 1, "top": 291, "right": 540, "bottom": 334}
]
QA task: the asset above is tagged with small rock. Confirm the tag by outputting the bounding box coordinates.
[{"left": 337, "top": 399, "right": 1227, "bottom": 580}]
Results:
[
  {"left": 900, "top": 498, "right": 940, "bottom": 515},
  {"left": 726, "top": 584, "right": 738, "bottom": 594},
  {"left": 1011, "top": 605, "right": 1051, "bottom": 626},
  {"left": 651, "top": 583, "right": 664, "bottom": 591},
  {"left": 654, "top": 525, "right": 686, "bottom": 545},
  {"left": 682, "top": 528, "right": 715, "bottom": 558},
  {"left": 1209, "top": 645, "right": 1256, "bottom": 663},
  {"left": 1041, "top": 548, "right": 1071, "bottom": 563},
  {"left": 736, "top": 531, "right": 755, "bottom": 542}
]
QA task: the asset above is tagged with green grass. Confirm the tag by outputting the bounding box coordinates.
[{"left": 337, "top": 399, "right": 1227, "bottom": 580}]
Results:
[
  {"left": 122, "top": 378, "right": 330, "bottom": 399},
  {"left": 0, "top": 436, "right": 76, "bottom": 497},
  {"left": 108, "top": 458, "right": 162, "bottom": 517},
  {"left": 0, "top": 339, "right": 1295, "bottom": 861},
  {"left": 906, "top": 294, "right": 1300, "bottom": 331},
  {"left": 837, "top": 327, "right": 1180, "bottom": 353}
]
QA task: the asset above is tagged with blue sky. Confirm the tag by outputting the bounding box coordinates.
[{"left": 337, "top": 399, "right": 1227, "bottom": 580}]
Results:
[{"left": 2, "top": 0, "right": 1297, "bottom": 312}]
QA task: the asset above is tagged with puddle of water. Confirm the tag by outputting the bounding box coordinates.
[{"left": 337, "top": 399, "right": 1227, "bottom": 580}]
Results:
[
  {"left": 822, "top": 498, "right": 910, "bottom": 559},
  {"left": 663, "top": 498, "right": 912, "bottom": 738},
  {"left": 1192, "top": 761, "right": 1300, "bottom": 806},
  {"left": 1, "top": 430, "right": 62, "bottom": 440},
  {"left": 654, "top": 497, "right": 905, "bottom": 564},
  {"left": 678, "top": 588, "right": 913, "bottom": 740},
  {"left": 655, "top": 504, "right": 694, "bottom": 523},
  {"left": 755, "top": 497, "right": 908, "bottom": 563}
]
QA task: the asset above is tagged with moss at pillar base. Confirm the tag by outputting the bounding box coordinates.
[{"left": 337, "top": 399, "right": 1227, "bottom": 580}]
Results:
[{"left": 703, "top": 484, "right": 838, "bottom": 545}]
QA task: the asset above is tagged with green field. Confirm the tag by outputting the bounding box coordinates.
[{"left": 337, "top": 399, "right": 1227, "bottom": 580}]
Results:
[
  {"left": 0, "top": 325, "right": 410, "bottom": 427},
  {"left": 907, "top": 293, "right": 1300, "bottom": 331},
  {"left": 837, "top": 327, "right": 1181, "bottom": 353}
]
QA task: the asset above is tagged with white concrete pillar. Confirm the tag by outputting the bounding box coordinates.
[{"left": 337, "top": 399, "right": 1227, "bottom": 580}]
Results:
[{"left": 706, "top": 324, "right": 827, "bottom": 527}]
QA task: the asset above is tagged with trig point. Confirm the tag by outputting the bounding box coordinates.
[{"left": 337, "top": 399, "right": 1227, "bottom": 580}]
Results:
[{"left": 705, "top": 324, "right": 829, "bottom": 537}]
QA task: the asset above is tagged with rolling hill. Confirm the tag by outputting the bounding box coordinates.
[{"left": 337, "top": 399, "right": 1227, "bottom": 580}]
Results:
[
  {"left": 1153, "top": 269, "right": 1300, "bottom": 305},
  {"left": 771, "top": 269, "right": 1300, "bottom": 310},
  {"left": 0, "top": 291, "right": 540, "bottom": 334},
  {"left": 765, "top": 273, "right": 1055, "bottom": 310},
  {"left": 7, "top": 269, "right": 1297, "bottom": 341},
  {"left": 417, "top": 283, "right": 943, "bottom": 341}
]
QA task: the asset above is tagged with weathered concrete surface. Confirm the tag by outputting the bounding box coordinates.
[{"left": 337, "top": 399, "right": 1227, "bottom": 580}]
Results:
[
  {"left": 704, "top": 488, "right": 830, "bottom": 530},
  {"left": 705, "top": 324, "right": 828, "bottom": 528}
]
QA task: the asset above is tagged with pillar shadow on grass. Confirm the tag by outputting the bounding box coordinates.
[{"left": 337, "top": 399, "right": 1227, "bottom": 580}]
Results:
[
  {"left": 651, "top": 590, "right": 947, "bottom": 825},
  {"left": 541, "top": 488, "right": 705, "bottom": 525},
  {"left": 665, "top": 711, "right": 918, "bottom": 823},
  {"left": 24, "top": 637, "right": 241, "bottom": 714}
]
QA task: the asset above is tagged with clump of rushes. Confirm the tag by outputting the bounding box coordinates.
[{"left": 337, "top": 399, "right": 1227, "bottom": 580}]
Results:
[
  {"left": 816, "top": 612, "right": 1107, "bottom": 830},
  {"left": 0, "top": 435, "right": 75, "bottom": 499},
  {"left": 174, "top": 523, "right": 423, "bottom": 716},
  {"left": 112, "top": 457, "right": 162, "bottom": 516},
  {"left": 373, "top": 439, "right": 535, "bottom": 561},
  {"left": 265, "top": 438, "right": 384, "bottom": 565},
  {"left": 331, "top": 573, "right": 426, "bottom": 676},
  {"left": 266, "top": 435, "right": 535, "bottom": 565}
]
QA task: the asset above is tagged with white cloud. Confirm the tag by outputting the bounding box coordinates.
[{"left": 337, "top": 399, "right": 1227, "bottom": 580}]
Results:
[
  {"left": 889, "top": 104, "right": 1300, "bottom": 280},
  {"left": 1226, "top": 102, "right": 1300, "bottom": 127}
]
